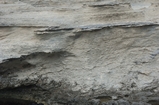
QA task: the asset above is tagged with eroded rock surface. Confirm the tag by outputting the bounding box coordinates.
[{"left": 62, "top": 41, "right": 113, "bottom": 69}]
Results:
[{"left": 0, "top": 0, "right": 159, "bottom": 105}]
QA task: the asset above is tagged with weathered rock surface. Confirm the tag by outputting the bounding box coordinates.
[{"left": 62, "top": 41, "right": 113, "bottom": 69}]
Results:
[{"left": 0, "top": 0, "right": 159, "bottom": 105}]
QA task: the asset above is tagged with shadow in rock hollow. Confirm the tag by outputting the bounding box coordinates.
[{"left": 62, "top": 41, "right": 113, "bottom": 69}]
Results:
[{"left": 0, "top": 98, "right": 43, "bottom": 105}]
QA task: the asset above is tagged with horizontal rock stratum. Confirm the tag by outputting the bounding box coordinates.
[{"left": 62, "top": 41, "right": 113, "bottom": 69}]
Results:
[{"left": 0, "top": 0, "right": 159, "bottom": 105}]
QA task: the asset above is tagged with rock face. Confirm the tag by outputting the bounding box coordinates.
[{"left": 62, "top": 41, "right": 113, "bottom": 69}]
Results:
[{"left": 0, "top": 0, "right": 159, "bottom": 105}]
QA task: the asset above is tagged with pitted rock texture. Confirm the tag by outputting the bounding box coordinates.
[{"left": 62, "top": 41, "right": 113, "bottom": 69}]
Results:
[{"left": 0, "top": 0, "right": 159, "bottom": 105}]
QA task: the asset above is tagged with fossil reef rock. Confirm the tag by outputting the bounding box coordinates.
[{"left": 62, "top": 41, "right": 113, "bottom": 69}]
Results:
[{"left": 0, "top": 0, "right": 159, "bottom": 105}]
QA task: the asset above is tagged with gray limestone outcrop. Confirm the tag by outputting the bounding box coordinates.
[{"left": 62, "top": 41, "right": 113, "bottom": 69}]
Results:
[{"left": 0, "top": 0, "right": 159, "bottom": 105}]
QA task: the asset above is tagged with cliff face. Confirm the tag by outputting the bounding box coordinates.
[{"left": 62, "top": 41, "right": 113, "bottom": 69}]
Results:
[{"left": 0, "top": 0, "right": 159, "bottom": 105}]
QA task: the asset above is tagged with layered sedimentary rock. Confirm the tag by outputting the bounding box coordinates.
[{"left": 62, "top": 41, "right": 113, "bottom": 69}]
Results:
[{"left": 0, "top": 0, "right": 159, "bottom": 105}]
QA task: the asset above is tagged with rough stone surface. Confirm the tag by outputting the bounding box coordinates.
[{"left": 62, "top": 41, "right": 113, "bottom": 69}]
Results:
[{"left": 0, "top": 0, "right": 159, "bottom": 105}]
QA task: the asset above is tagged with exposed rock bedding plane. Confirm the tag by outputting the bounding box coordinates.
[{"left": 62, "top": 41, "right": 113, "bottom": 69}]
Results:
[{"left": 0, "top": 0, "right": 159, "bottom": 105}]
